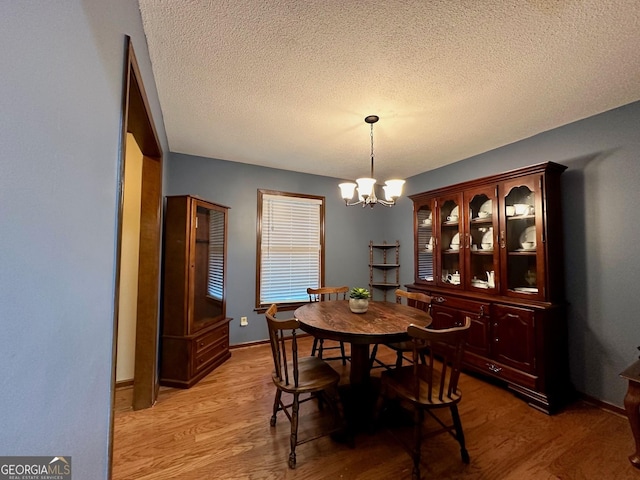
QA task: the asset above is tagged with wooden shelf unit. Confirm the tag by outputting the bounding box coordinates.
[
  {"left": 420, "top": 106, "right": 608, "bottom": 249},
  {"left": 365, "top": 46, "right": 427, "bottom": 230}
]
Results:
[{"left": 369, "top": 241, "right": 400, "bottom": 301}]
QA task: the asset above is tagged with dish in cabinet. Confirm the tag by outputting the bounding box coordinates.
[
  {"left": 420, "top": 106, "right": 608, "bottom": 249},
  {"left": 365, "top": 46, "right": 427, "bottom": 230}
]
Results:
[
  {"left": 513, "top": 287, "right": 538, "bottom": 293},
  {"left": 519, "top": 226, "right": 536, "bottom": 248},
  {"left": 471, "top": 279, "right": 489, "bottom": 288},
  {"left": 481, "top": 229, "right": 493, "bottom": 248},
  {"left": 478, "top": 199, "right": 492, "bottom": 218}
]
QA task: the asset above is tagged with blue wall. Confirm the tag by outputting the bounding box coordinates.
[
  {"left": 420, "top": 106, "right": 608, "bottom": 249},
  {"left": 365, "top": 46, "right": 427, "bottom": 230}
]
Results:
[
  {"left": 0, "top": 1, "right": 167, "bottom": 478},
  {"left": 166, "top": 154, "right": 385, "bottom": 344},
  {"left": 168, "top": 101, "right": 640, "bottom": 409}
]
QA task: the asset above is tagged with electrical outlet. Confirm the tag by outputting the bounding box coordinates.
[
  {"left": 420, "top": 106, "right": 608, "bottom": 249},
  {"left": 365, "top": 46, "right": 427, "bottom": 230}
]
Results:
[{"left": 240, "top": 316, "right": 248, "bottom": 327}]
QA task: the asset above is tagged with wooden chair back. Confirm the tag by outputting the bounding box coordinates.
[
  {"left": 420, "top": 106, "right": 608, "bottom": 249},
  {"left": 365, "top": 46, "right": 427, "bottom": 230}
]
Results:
[
  {"left": 407, "top": 316, "right": 471, "bottom": 403},
  {"left": 306, "top": 286, "right": 350, "bottom": 363},
  {"left": 307, "top": 285, "right": 349, "bottom": 302},
  {"left": 265, "top": 304, "right": 301, "bottom": 388},
  {"left": 395, "top": 288, "right": 432, "bottom": 313}
]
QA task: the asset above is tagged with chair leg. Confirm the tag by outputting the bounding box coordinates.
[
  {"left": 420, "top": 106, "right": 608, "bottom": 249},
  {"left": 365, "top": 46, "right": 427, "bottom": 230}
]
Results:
[
  {"left": 318, "top": 339, "right": 325, "bottom": 359},
  {"left": 311, "top": 337, "right": 319, "bottom": 356},
  {"left": 395, "top": 350, "right": 404, "bottom": 369},
  {"left": 451, "top": 404, "right": 470, "bottom": 464},
  {"left": 289, "top": 393, "right": 300, "bottom": 469},
  {"left": 270, "top": 389, "right": 282, "bottom": 427},
  {"left": 339, "top": 341, "right": 347, "bottom": 365},
  {"left": 412, "top": 408, "right": 424, "bottom": 480},
  {"left": 369, "top": 344, "right": 379, "bottom": 369}
]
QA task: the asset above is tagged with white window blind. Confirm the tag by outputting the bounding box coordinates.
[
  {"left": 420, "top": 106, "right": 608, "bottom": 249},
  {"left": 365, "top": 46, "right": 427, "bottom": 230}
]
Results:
[
  {"left": 259, "top": 193, "right": 323, "bottom": 305},
  {"left": 207, "top": 209, "right": 224, "bottom": 301}
]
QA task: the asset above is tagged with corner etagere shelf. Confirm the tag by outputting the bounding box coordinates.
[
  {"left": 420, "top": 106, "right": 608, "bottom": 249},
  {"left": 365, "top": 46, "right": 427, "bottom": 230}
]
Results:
[{"left": 369, "top": 240, "right": 400, "bottom": 301}]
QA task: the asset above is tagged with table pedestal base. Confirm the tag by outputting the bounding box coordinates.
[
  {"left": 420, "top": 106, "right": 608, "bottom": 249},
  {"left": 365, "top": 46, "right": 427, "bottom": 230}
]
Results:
[{"left": 341, "top": 344, "right": 378, "bottom": 433}]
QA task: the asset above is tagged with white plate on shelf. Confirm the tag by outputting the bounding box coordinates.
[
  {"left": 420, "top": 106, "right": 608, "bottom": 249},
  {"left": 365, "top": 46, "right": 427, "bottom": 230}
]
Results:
[
  {"left": 514, "top": 287, "right": 538, "bottom": 293},
  {"left": 451, "top": 205, "right": 459, "bottom": 217},
  {"left": 450, "top": 232, "right": 460, "bottom": 247},
  {"left": 478, "top": 199, "right": 492, "bottom": 217},
  {"left": 481, "top": 230, "right": 493, "bottom": 248},
  {"left": 471, "top": 280, "right": 489, "bottom": 289},
  {"left": 519, "top": 226, "right": 536, "bottom": 248}
]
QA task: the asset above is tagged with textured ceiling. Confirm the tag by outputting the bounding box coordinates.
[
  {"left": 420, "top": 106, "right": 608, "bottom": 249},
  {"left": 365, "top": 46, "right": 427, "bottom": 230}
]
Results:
[{"left": 138, "top": 1, "right": 640, "bottom": 182}]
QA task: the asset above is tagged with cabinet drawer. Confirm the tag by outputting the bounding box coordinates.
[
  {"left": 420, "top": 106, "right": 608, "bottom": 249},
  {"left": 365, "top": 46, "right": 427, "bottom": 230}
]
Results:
[
  {"left": 464, "top": 351, "right": 537, "bottom": 390},
  {"left": 194, "top": 335, "right": 229, "bottom": 373},
  {"left": 430, "top": 295, "right": 489, "bottom": 316},
  {"left": 429, "top": 294, "right": 490, "bottom": 330},
  {"left": 195, "top": 323, "right": 229, "bottom": 355}
]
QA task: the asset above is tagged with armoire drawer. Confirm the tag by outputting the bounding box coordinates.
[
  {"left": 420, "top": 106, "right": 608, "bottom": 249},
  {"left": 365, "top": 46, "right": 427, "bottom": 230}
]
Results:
[{"left": 194, "top": 323, "right": 229, "bottom": 355}]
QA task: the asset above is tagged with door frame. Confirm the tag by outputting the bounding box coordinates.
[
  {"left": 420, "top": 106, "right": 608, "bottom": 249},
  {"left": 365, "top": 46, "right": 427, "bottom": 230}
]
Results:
[{"left": 108, "top": 35, "right": 163, "bottom": 474}]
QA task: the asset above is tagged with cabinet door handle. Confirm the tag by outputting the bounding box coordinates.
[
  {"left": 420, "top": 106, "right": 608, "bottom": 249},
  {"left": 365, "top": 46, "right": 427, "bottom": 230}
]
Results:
[
  {"left": 434, "top": 296, "right": 446, "bottom": 303},
  {"left": 500, "top": 230, "right": 506, "bottom": 249},
  {"left": 486, "top": 363, "right": 502, "bottom": 373}
]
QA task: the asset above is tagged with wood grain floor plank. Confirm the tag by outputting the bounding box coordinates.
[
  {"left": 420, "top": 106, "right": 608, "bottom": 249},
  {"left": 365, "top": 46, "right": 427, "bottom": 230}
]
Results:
[{"left": 113, "top": 338, "right": 638, "bottom": 479}]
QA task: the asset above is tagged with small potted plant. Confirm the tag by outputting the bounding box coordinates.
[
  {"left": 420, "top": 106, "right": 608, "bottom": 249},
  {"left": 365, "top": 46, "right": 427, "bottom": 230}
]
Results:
[{"left": 349, "top": 287, "right": 371, "bottom": 313}]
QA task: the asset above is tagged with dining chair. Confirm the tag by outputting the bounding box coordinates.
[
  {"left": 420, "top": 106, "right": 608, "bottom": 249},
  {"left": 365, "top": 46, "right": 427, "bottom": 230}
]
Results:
[
  {"left": 370, "top": 289, "right": 433, "bottom": 370},
  {"left": 265, "top": 304, "right": 345, "bottom": 469},
  {"left": 375, "top": 317, "right": 471, "bottom": 480},
  {"left": 307, "top": 286, "right": 350, "bottom": 365}
]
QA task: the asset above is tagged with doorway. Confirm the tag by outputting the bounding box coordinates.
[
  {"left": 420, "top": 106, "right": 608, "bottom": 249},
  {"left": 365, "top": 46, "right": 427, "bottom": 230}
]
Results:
[{"left": 109, "top": 35, "right": 163, "bottom": 473}]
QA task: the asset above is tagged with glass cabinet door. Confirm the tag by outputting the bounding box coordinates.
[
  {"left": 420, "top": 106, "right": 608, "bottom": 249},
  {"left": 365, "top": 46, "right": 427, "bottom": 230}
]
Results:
[
  {"left": 465, "top": 187, "right": 499, "bottom": 293},
  {"left": 500, "top": 176, "right": 544, "bottom": 299},
  {"left": 192, "top": 202, "right": 226, "bottom": 332},
  {"left": 437, "top": 194, "right": 462, "bottom": 287},
  {"left": 416, "top": 201, "right": 435, "bottom": 283}
]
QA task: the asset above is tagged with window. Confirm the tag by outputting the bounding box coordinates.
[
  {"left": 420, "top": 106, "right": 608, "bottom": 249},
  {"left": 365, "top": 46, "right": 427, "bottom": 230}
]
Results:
[
  {"left": 257, "top": 190, "right": 325, "bottom": 310},
  {"left": 207, "top": 209, "right": 225, "bottom": 301}
]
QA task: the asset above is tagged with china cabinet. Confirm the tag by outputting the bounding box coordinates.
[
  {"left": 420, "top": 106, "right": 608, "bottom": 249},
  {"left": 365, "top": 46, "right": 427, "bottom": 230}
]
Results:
[
  {"left": 160, "top": 195, "right": 232, "bottom": 388},
  {"left": 409, "top": 162, "right": 570, "bottom": 413},
  {"left": 369, "top": 241, "right": 400, "bottom": 301}
]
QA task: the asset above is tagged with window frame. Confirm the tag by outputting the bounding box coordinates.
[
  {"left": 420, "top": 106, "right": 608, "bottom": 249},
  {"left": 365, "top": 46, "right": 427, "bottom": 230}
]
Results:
[{"left": 255, "top": 189, "right": 325, "bottom": 312}]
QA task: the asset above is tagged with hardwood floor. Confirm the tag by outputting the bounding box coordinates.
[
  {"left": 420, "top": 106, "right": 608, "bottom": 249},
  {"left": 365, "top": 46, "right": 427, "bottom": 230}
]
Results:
[{"left": 113, "top": 337, "right": 638, "bottom": 479}]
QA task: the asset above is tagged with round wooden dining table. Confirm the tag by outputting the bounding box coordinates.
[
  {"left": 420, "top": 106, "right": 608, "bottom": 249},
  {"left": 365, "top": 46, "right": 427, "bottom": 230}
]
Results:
[
  {"left": 295, "top": 300, "right": 432, "bottom": 431},
  {"left": 294, "top": 300, "right": 432, "bottom": 387}
]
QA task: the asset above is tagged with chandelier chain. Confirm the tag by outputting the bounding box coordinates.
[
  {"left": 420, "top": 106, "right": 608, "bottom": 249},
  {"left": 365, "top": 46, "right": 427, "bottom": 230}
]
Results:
[{"left": 370, "top": 122, "right": 375, "bottom": 178}]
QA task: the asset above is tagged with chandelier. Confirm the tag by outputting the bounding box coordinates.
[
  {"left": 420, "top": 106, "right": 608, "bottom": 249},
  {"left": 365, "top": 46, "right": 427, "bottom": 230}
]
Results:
[{"left": 339, "top": 115, "right": 405, "bottom": 207}]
